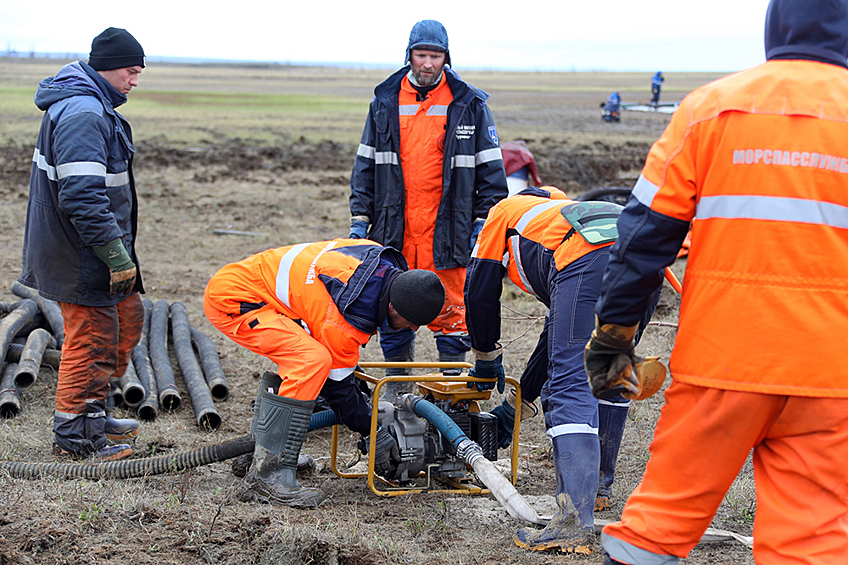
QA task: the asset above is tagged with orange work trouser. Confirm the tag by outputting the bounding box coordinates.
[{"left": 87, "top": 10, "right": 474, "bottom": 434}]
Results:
[
  {"left": 56, "top": 293, "right": 144, "bottom": 414},
  {"left": 203, "top": 299, "right": 331, "bottom": 400},
  {"left": 401, "top": 240, "right": 467, "bottom": 338},
  {"left": 602, "top": 380, "right": 848, "bottom": 564}
]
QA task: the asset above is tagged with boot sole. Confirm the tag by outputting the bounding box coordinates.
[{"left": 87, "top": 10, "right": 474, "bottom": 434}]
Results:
[
  {"left": 56, "top": 445, "right": 133, "bottom": 461},
  {"left": 105, "top": 429, "right": 140, "bottom": 440},
  {"left": 514, "top": 535, "right": 594, "bottom": 554}
]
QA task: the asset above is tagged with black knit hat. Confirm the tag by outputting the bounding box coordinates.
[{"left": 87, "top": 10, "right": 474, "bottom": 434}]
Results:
[
  {"left": 389, "top": 270, "right": 445, "bottom": 326},
  {"left": 89, "top": 28, "right": 145, "bottom": 71}
]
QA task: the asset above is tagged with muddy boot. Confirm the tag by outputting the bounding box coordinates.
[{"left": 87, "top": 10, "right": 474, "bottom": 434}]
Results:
[
  {"left": 596, "top": 401, "right": 628, "bottom": 512},
  {"left": 234, "top": 371, "right": 306, "bottom": 478},
  {"left": 238, "top": 390, "right": 324, "bottom": 508},
  {"left": 514, "top": 434, "right": 599, "bottom": 553},
  {"left": 54, "top": 404, "right": 132, "bottom": 461},
  {"left": 380, "top": 342, "right": 414, "bottom": 401}
]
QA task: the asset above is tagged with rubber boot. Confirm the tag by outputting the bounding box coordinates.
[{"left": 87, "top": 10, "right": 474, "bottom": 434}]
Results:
[
  {"left": 439, "top": 351, "right": 465, "bottom": 376},
  {"left": 54, "top": 403, "right": 132, "bottom": 461},
  {"left": 596, "top": 402, "right": 628, "bottom": 511},
  {"left": 514, "top": 434, "right": 599, "bottom": 553},
  {"left": 238, "top": 390, "right": 324, "bottom": 508},
  {"left": 380, "top": 341, "right": 414, "bottom": 401},
  {"left": 104, "top": 415, "right": 140, "bottom": 440},
  {"left": 232, "top": 372, "right": 314, "bottom": 478}
]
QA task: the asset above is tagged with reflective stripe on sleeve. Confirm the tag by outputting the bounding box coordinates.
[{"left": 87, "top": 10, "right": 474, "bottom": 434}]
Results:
[
  {"left": 633, "top": 174, "right": 661, "bottom": 207},
  {"left": 276, "top": 243, "right": 310, "bottom": 309}
]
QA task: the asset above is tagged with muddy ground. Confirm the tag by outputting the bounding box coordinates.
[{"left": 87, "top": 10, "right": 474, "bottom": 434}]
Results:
[{"left": 0, "top": 114, "right": 755, "bottom": 563}]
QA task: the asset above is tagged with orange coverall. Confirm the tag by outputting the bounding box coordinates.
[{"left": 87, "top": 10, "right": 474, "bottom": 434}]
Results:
[{"left": 598, "top": 58, "right": 848, "bottom": 564}]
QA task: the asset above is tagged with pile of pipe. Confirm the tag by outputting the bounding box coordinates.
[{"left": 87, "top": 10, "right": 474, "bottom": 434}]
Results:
[{"left": 0, "top": 284, "right": 229, "bottom": 431}]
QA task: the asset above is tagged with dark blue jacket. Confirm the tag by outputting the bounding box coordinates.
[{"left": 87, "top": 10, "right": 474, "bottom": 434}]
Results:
[
  {"left": 597, "top": 0, "right": 848, "bottom": 325},
  {"left": 19, "top": 61, "right": 143, "bottom": 306},
  {"left": 349, "top": 66, "right": 508, "bottom": 270}
]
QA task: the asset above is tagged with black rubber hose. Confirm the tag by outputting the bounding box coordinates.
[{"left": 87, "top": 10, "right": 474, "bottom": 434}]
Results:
[
  {"left": 13, "top": 328, "right": 55, "bottom": 392},
  {"left": 120, "top": 359, "right": 146, "bottom": 408},
  {"left": 0, "top": 434, "right": 255, "bottom": 480},
  {"left": 0, "top": 300, "right": 39, "bottom": 367},
  {"left": 133, "top": 300, "right": 159, "bottom": 421},
  {"left": 149, "top": 299, "right": 181, "bottom": 412},
  {"left": 189, "top": 325, "right": 230, "bottom": 402},
  {"left": 10, "top": 282, "right": 65, "bottom": 349},
  {"left": 0, "top": 362, "right": 21, "bottom": 418},
  {"left": 0, "top": 410, "right": 343, "bottom": 479},
  {"left": 5, "top": 342, "right": 61, "bottom": 370},
  {"left": 170, "top": 302, "right": 221, "bottom": 431}
]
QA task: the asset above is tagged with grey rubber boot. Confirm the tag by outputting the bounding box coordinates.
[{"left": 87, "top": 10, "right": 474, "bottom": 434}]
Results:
[
  {"left": 380, "top": 342, "right": 415, "bottom": 401},
  {"left": 514, "top": 434, "right": 599, "bottom": 553},
  {"left": 439, "top": 351, "right": 466, "bottom": 376},
  {"left": 238, "top": 390, "right": 324, "bottom": 508},
  {"left": 232, "top": 371, "right": 314, "bottom": 478},
  {"left": 596, "top": 402, "right": 628, "bottom": 511}
]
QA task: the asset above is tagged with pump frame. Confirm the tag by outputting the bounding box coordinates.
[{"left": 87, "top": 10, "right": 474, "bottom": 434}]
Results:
[{"left": 328, "top": 362, "right": 523, "bottom": 497}]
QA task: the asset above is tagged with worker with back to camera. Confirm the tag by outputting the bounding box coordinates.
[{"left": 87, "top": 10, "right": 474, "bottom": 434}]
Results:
[
  {"left": 19, "top": 27, "right": 147, "bottom": 461},
  {"left": 203, "top": 238, "right": 446, "bottom": 508},
  {"left": 650, "top": 71, "right": 664, "bottom": 105},
  {"left": 348, "top": 19, "right": 508, "bottom": 397},
  {"left": 464, "top": 186, "right": 660, "bottom": 554},
  {"left": 586, "top": 0, "right": 848, "bottom": 563}
]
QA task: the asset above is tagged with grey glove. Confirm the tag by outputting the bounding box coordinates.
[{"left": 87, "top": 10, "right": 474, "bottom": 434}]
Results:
[{"left": 373, "top": 427, "right": 401, "bottom": 479}]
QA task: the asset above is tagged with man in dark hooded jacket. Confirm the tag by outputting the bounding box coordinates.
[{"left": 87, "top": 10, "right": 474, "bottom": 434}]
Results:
[
  {"left": 585, "top": 1, "right": 848, "bottom": 563},
  {"left": 19, "top": 28, "right": 147, "bottom": 460},
  {"left": 348, "top": 20, "right": 508, "bottom": 395}
]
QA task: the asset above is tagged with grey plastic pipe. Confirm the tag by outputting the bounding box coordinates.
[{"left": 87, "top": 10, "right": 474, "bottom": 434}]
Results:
[
  {"left": 10, "top": 282, "right": 64, "bottom": 349},
  {"left": 189, "top": 325, "right": 229, "bottom": 402},
  {"left": 150, "top": 299, "right": 181, "bottom": 412},
  {"left": 133, "top": 300, "right": 159, "bottom": 421},
  {"left": 0, "top": 300, "right": 39, "bottom": 367},
  {"left": 170, "top": 302, "right": 221, "bottom": 431},
  {"left": 0, "top": 362, "right": 21, "bottom": 418},
  {"left": 13, "top": 328, "right": 56, "bottom": 391}
]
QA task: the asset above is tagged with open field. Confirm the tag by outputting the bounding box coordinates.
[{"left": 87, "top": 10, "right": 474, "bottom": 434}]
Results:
[{"left": 0, "top": 58, "right": 754, "bottom": 564}]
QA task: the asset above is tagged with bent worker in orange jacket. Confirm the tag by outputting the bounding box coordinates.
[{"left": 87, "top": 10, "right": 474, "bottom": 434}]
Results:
[
  {"left": 204, "top": 239, "right": 445, "bottom": 508},
  {"left": 465, "top": 186, "right": 659, "bottom": 553},
  {"left": 585, "top": 0, "right": 848, "bottom": 563}
]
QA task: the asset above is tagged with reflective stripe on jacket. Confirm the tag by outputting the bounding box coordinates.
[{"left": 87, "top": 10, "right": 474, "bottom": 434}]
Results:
[
  {"left": 598, "top": 59, "right": 848, "bottom": 396},
  {"left": 465, "top": 187, "right": 614, "bottom": 353},
  {"left": 350, "top": 66, "right": 508, "bottom": 270},
  {"left": 205, "top": 239, "right": 406, "bottom": 378}
]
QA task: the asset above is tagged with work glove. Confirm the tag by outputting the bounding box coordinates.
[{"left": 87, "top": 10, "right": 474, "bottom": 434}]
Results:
[
  {"left": 348, "top": 218, "right": 369, "bottom": 239},
  {"left": 93, "top": 238, "right": 137, "bottom": 295},
  {"left": 372, "top": 427, "right": 401, "bottom": 479},
  {"left": 467, "top": 346, "right": 506, "bottom": 394},
  {"left": 584, "top": 317, "right": 640, "bottom": 399},
  {"left": 469, "top": 217, "right": 486, "bottom": 252}
]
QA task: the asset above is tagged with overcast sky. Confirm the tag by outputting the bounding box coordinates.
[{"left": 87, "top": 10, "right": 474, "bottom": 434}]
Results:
[{"left": 3, "top": 0, "right": 773, "bottom": 72}]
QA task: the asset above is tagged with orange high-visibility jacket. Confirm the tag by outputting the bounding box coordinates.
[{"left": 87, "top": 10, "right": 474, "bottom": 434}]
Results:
[
  {"left": 465, "top": 186, "right": 615, "bottom": 353},
  {"left": 205, "top": 239, "right": 405, "bottom": 380},
  {"left": 599, "top": 59, "right": 848, "bottom": 397}
]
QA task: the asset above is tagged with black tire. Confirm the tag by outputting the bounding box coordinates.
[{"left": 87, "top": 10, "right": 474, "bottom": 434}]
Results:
[{"left": 576, "top": 186, "right": 632, "bottom": 206}]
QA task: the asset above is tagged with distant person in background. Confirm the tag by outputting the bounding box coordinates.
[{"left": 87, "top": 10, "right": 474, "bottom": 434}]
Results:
[
  {"left": 349, "top": 19, "right": 508, "bottom": 395},
  {"left": 650, "top": 71, "right": 664, "bottom": 105},
  {"left": 19, "top": 27, "right": 147, "bottom": 460},
  {"left": 603, "top": 91, "right": 621, "bottom": 122},
  {"left": 586, "top": 0, "right": 848, "bottom": 563}
]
